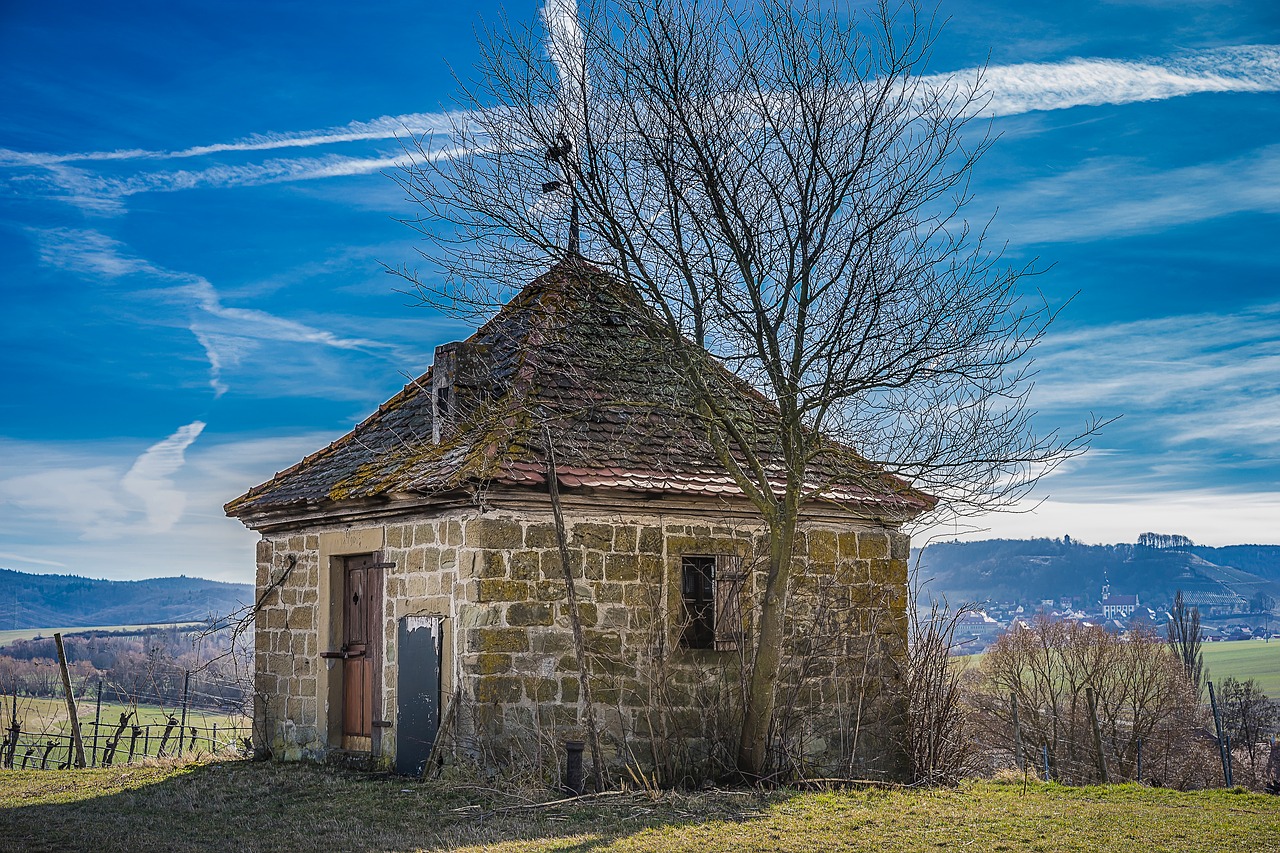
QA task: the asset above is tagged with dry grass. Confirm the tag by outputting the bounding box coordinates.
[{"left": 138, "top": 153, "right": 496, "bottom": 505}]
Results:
[{"left": 1, "top": 759, "right": 1277, "bottom": 852}]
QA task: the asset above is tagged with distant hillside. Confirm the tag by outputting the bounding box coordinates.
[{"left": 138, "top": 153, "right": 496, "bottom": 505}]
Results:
[
  {"left": 914, "top": 537, "right": 1280, "bottom": 609},
  {"left": 0, "top": 568, "right": 252, "bottom": 629}
]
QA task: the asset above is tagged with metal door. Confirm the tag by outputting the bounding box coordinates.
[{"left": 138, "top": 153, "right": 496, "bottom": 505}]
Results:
[
  {"left": 396, "top": 615, "right": 443, "bottom": 776},
  {"left": 341, "top": 554, "right": 381, "bottom": 745}
]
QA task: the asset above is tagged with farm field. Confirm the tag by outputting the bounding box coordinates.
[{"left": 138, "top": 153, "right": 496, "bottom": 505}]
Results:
[
  {"left": 3, "top": 696, "right": 248, "bottom": 768},
  {"left": 1199, "top": 640, "right": 1280, "bottom": 696},
  {"left": 0, "top": 761, "right": 1277, "bottom": 852},
  {"left": 0, "top": 623, "right": 201, "bottom": 646}
]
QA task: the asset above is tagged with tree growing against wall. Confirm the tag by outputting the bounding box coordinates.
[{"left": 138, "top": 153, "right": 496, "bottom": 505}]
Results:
[{"left": 392, "top": 0, "right": 1098, "bottom": 776}]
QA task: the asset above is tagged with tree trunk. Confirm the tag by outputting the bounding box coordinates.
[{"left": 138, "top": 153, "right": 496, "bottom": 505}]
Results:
[{"left": 736, "top": 506, "right": 798, "bottom": 776}]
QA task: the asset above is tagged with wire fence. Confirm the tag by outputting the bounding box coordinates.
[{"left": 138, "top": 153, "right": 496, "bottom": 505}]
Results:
[{"left": 2, "top": 668, "right": 252, "bottom": 771}]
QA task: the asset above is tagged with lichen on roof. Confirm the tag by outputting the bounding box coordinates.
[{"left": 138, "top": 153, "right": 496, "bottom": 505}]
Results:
[{"left": 225, "top": 259, "right": 930, "bottom": 519}]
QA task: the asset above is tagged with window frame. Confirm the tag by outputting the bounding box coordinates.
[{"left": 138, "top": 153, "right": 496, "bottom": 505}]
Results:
[{"left": 679, "top": 554, "right": 745, "bottom": 651}]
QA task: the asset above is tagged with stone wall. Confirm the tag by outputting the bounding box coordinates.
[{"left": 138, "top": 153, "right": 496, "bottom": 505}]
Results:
[{"left": 250, "top": 504, "right": 910, "bottom": 781}]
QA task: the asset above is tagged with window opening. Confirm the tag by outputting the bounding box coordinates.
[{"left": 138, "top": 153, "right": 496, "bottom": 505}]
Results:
[{"left": 681, "top": 555, "right": 744, "bottom": 650}]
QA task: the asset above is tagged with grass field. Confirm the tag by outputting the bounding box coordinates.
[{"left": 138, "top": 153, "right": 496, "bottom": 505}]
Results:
[
  {"left": 1199, "top": 640, "right": 1280, "bottom": 696},
  {"left": 0, "top": 761, "right": 1277, "bottom": 852},
  {"left": 0, "top": 623, "right": 201, "bottom": 646}
]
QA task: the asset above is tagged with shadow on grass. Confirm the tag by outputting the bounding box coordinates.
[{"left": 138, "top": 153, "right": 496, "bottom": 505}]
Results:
[{"left": 0, "top": 760, "right": 791, "bottom": 853}]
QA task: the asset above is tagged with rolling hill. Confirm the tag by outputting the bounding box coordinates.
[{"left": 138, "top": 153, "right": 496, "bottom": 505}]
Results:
[
  {"left": 0, "top": 567, "right": 252, "bottom": 629},
  {"left": 914, "top": 537, "right": 1280, "bottom": 611}
]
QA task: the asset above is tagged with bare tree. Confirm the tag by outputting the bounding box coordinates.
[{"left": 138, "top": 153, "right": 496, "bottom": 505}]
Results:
[
  {"left": 392, "top": 0, "right": 1098, "bottom": 776},
  {"left": 1219, "top": 677, "right": 1280, "bottom": 786},
  {"left": 978, "top": 618, "right": 1203, "bottom": 785},
  {"left": 1168, "top": 590, "right": 1205, "bottom": 700}
]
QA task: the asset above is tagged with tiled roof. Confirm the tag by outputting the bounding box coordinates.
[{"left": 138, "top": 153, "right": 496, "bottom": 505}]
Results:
[{"left": 225, "top": 259, "right": 931, "bottom": 519}]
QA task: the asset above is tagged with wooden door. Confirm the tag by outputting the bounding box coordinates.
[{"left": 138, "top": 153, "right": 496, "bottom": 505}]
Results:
[{"left": 341, "top": 554, "right": 382, "bottom": 749}]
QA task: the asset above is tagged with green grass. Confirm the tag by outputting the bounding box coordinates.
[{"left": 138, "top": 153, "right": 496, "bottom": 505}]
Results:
[
  {"left": 0, "top": 622, "right": 202, "bottom": 646},
  {"left": 1, "top": 762, "right": 1277, "bottom": 852},
  {"left": 1200, "top": 640, "right": 1280, "bottom": 696}
]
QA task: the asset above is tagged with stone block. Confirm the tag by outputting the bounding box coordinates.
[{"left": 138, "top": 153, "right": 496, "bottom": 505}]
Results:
[
  {"left": 600, "top": 605, "right": 630, "bottom": 629},
  {"left": 479, "top": 551, "right": 508, "bottom": 579},
  {"left": 595, "top": 582, "right": 624, "bottom": 604},
  {"left": 468, "top": 627, "right": 530, "bottom": 653},
  {"left": 808, "top": 529, "right": 837, "bottom": 566},
  {"left": 558, "top": 602, "right": 596, "bottom": 627},
  {"left": 523, "top": 677, "right": 556, "bottom": 702},
  {"left": 637, "top": 526, "right": 663, "bottom": 554},
  {"left": 585, "top": 630, "right": 622, "bottom": 657},
  {"left": 471, "top": 653, "right": 511, "bottom": 675},
  {"left": 412, "top": 523, "right": 437, "bottom": 546},
  {"left": 475, "top": 676, "right": 523, "bottom": 703},
  {"left": 525, "top": 522, "right": 557, "bottom": 549},
  {"left": 535, "top": 579, "right": 568, "bottom": 601},
  {"left": 478, "top": 579, "right": 530, "bottom": 601},
  {"left": 613, "top": 525, "right": 638, "bottom": 553},
  {"left": 507, "top": 601, "right": 553, "bottom": 626},
  {"left": 466, "top": 517, "right": 524, "bottom": 550},
  {"left": 385, "top": 525, "right": 409, "bottom": 549},
  {"left": 530, "top": 632, "right": 572, "bottom": 654},
  {"left": 890, "top": 532, "right": 910, "bottom": 561},
  {"left": 445, "top": 520, "right": 463, "bottom": 547},
  {"left": 583, "top": 551, "right": 604, "bottom": 580},
  {"left": 509, "top": 550, "right": 539, "bottom": 581},
  {"left": 541, "top": 550, "right": 581, "bottom": 580},
  {"left": 605, "top": 553, "right": 640, "bottom": 582},
  {"left": 571, "top": 522, "right": 612, "bottom": 551},
  {"left": 559, "top": 678, "right": 580, "bottom": 703},
  {"left": 858, "top": 531, "right": 889, "bottom": 559}
]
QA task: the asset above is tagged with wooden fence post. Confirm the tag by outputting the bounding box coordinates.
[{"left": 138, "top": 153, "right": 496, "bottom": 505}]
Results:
[
  {"left": 1011, "top": 692, "right": 1024, "bottom": 771},
  {"left": 53, "top": 633, "right": 87, "bottom": 768},
  {"left": 1085, "top": 686, "right": 1108, "bottom": 784},
  {"left": 177, "top": 671, "right": 191, "bottom": 755},
  {"left": 91, "top": 680, "right": 103, "bottom": 767},
  {"left": 1208, "top": 680, "right": 1232, "bottom": 787}
]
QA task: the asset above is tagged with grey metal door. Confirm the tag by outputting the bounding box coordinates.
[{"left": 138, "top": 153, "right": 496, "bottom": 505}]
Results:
[{"left": 395, "top": 615, "right": 443, "bottom": 776}]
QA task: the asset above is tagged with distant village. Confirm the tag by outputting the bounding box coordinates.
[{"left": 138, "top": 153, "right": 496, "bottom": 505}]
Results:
[{"left": 953, "top": 578, "right": 1277, "bottom": 654}]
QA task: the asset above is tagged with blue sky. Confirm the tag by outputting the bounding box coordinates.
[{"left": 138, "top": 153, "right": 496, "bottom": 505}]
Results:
[{"left": 1, "top": 0, "right": 1277, "bottom": 583}]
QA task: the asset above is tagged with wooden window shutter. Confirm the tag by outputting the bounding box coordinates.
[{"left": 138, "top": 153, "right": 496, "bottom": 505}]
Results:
[{"left": 714, "top": 555, "right": 745, "bottom": 651}]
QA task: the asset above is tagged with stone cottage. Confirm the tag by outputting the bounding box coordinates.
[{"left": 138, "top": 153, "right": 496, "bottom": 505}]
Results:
[{"left": 225, "top": 259, "right": 930, "bottom": 782}]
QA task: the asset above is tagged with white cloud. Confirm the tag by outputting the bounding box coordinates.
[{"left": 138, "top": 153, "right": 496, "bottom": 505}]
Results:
[
  {"left": 120, "top": 421, "right": 206, "bottom": 534},
  {"left": 1034, "top": 301, "right": 1280, "bottom": 419},
  {"left": 951, "top": 45, "right": 1280, "bottom": 116},
  {"left": 0, "top": 425, "right": 206, "bottom": 542},
  {"left": 996, "top": 145, "right": 1280, "bottom": 243},
  {"left": 2, "top": 44, "right": 1274, "bottom": 214},
  {"left": 0, "top": 111, "right": 465, "bottom": 167},
  {"left": 32, "top": 228, "right": 391, "bottom": 394},
  {"left": 0, "top": 432, "right": 338, "bottom": 582},
  {"left": 542, "top": 0, "right": 587, "bottom": 126},
  {"left": 929, "top": 490, "right": 1280, "bottom": 548}
]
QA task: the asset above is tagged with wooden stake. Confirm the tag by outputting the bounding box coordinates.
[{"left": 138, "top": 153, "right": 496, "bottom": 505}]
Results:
[
  {"left": 53, "top": 633, "right": 87, "bottom": 768},
  {"left": 1011, "top": 692, "right": 1024, "bottom": 771},
  {"left": 1208, "top": 680, "right": 1232, "bottom": 787},
  {"left": 1085, "top": 686, "right": 1108, "bottom": 784}
]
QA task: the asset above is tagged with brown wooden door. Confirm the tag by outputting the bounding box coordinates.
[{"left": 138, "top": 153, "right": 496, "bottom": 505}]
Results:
[{"left": 341, "top": 554, "right": 381, "bottom": 746}]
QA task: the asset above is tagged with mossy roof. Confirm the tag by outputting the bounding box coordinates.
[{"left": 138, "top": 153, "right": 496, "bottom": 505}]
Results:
[{"left": 224, "top": 259, "right": 931, "bottom": 520}]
